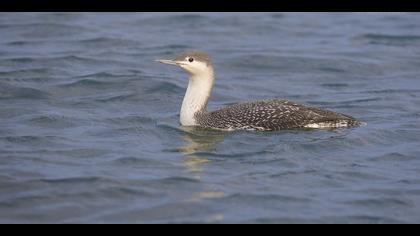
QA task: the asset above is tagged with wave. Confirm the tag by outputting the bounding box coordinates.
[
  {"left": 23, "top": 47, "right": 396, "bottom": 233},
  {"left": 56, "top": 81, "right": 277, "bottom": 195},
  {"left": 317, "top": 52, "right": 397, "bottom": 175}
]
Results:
[
  {"left": 104, "top": 115, "right": 154, "bottom": 125},
  {"left": 0, "top": 22, "right": 91, "bottom": 39},
  {"left": 110, "top": 156, "right": 169, "bottom": 168},
  {"left": 228, "top": 54, "right": 383, "bottom": 75},
  {"left": 93, "top": 92, "right": 137, "bottom": 103},
  {"left": 57, "top": 78, "right": 119, "bottom": 88},
  {"left": 364, "top": 88, "right": 420, "bottom": 95},
  {"left": 133, "top": 13, "right": 209, "bottom": 27},
  {"left": 0, "top": 82, "right": 49, "bottom": 100},
  {"left": 76, "top": 37, "right": 140, "bottom": 48},
  {"left": 320, "top": 83, "right": 350, "bottom": 88},
  {"left": 355, "top": 33, "right": 420, "bottom": 46},
  {"left": 241, "top": 215, "right": 406, "bottom": 224},
  {"left": 0, "top": 68, "right": 50, "bottom": 76},
  {"left": 145, "top": 81, "right": 185, "bottom": 94},
  {"left": 1, "top": 55, "right": 136, "bottom": 70},
  {"left": 371, "top": 152, "right": 417, "bottom": 162},
  {"left": 40, "top": 176, "right": 111, "bottom": 184},
  {"left": 27, "top": 114, "right": 80, "bottom": 128},
  {"left": 0, "top": 135, "right": 65, "bottom": 146}
]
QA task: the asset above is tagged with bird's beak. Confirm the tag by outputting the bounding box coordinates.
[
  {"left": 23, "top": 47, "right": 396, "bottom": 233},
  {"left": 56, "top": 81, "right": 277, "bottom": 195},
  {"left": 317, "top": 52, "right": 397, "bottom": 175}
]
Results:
[{"left": 155, "top": 59, "right": 186, "bottom": 66}]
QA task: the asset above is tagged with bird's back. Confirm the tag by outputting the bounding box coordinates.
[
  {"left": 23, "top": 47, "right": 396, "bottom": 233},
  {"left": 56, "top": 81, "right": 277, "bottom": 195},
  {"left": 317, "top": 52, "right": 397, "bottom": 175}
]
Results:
[{"left": 196, "top": 99, "right": 362, "bottom": 131}]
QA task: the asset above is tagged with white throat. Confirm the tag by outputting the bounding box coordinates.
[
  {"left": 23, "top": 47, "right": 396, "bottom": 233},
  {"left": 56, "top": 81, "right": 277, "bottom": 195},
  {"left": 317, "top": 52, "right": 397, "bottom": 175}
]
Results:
[{"left": 180, "top": 72, "right": 214, "bottom": 126}]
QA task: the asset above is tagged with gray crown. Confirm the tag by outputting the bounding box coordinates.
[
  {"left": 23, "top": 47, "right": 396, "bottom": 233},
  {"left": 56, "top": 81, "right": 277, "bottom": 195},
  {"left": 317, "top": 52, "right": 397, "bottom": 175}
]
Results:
[{"left": 175, "top": 50, "right": 212, "bottom": 66}]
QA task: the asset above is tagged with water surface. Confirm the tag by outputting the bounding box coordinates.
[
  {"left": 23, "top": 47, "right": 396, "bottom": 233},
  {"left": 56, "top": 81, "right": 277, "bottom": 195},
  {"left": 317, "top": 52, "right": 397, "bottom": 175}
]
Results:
[{"left": 1, "top": 13, "right": 420, "bottom": 223}]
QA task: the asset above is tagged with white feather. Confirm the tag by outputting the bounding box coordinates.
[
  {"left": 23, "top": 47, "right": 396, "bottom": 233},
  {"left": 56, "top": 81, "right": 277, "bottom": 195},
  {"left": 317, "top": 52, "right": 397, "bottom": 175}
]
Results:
[{"left": 179, "top": 62, "right": 214, "bottom": 126}]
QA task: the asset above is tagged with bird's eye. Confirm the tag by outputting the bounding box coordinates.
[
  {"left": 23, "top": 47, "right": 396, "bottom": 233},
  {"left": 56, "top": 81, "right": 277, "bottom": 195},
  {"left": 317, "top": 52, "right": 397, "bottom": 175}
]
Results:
[{"left": 188, "top": 57, "right": 194, "bottom": 62}]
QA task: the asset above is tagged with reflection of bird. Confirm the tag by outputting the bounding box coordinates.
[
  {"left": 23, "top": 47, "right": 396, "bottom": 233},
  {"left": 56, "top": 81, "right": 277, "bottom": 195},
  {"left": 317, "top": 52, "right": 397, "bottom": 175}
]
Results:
[
  {"left": 176, "top": 127, "right": 225, "bottom": 222},
  {"left": 178, "top": 126, "right": 227, "bottom": 154},
  {"left": 177, "top": 127, "right": 227, "bottom": 173},
  {"left": 157, "top": 50, "right": 364, "bottom": 131}
]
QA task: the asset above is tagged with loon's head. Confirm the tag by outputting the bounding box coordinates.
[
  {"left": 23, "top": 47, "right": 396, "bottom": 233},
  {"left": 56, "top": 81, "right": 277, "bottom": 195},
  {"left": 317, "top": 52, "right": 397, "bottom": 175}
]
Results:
[
  {"left": 156, "top": 50, "right": 213, "bottom": 77},
  {"left": 156, "top": 50, "right": 215, "bottom": 127}
]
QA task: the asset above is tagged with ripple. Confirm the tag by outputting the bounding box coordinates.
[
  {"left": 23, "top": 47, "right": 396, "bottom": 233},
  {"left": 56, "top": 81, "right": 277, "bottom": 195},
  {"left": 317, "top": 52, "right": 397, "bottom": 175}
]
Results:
[
  {"left": 155, "top": 123, "right": 186, "bottom": 136},
  {"left": 94, "top": 201, "right": 216, "bottom": 224},
  {"left": 221, "top": 193, "right": 310, "bottom": 204},
  {"left": 145, "top": 81, "right": 185, "bottom": 94},
  {"left": 104, "top": 115, "right": 154, "bottom": 125},
  {"left": 152, "top": 176, "right": 201, "bottom": 185},
  {"left": 364, "top": 88, "right": 420, "bottom": 95},
  {"left": 2, "top": 55, "right": 136, "bottom": 70},
  {"left": 346, "top": 198, "right": 413, "bottom": 208},
  {"left": 72, "top": 71, "right": 141, "bottom": 79},
  {"left": 320, "top": 83, "right": 350, "bottom": 89},
  {"left": 0, "top": 135, "right": 67, "bottom": 148},
  {"left": 40, "top": 176, "right": 110, "bottom": 184},
  {"left": 229, "top": 54, "right": 383, "bottom": 75},
  {"left": 137, "top": 44, "right": 190, "bottom": 54},
  {"left": 135, "top": 14, "right": 209, "bottom": 27},
  {"left": 0, "top": 82, "right": 49, "bottom": 99},
  {"left": 2, "top": 12, "right": 420, "bottom": 224},
  {"left": 371, "top": 152, "right": 417, "bottom": 162},
  {"left": 94, "top": 91, "right": 137, "bottom": 102},
  {"left": 110, "top": 156, "right": 168, "bottom": 167},
  {"left": 57, "top": 78, "right": 119, "bottom": 88},
  {"left": 198, "top": 151, "right": 269, "bottom": 159},
  {"left": 42, "top": 149, "right": 111, "bottom": 158},
  {"left": 270, "top": 13, "right": 285, "bottom": 19},
  {"left": 0, "top": 57, "right": 35, "bottom": 63},
  {"left": 243, "top": 215, "right": 406, "bottom": 224},
  {"left": 76, "top": 37, "right": 140, "bottom": 48},
  {"left": 0, "top": 68, "right": 51, "bottom": 78},
  {"left": 26, "top": 114, "right": 80, "bottom": 129},
  {"left": 356, "top": 33, "right": 420, "bottom": 46},
  {"left": 0, "top": 23, "right": 91, "bottom": 39}
]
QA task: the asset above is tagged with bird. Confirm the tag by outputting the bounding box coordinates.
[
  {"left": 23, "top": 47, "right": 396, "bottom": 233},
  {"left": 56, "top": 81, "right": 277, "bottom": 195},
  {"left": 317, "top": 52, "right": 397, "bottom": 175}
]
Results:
[{"left": 156, "top": 50, "right": 364, "bottom": 131}]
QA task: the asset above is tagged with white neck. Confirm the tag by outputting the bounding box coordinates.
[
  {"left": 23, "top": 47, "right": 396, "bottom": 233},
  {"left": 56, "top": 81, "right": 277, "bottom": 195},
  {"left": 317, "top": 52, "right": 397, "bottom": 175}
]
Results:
[{"left": 180, "top": 72, "right": 214, "bottom": 126}]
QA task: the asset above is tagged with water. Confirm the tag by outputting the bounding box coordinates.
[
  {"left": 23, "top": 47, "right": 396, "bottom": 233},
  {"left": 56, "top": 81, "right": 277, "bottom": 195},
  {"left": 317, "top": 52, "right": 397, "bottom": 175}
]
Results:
[{"left": 1, "top": 13, "right": 420, "bottom": 223}]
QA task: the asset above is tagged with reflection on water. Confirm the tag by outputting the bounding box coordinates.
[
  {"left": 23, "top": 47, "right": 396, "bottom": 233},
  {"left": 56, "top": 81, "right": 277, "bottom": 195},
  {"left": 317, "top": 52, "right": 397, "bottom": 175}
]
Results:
[
  {"left": 178, "top": 126, "right": 228, "bottom": 173},
  {"left": 177, "top": 126, "right": 227, "bottom": 223},
  {"left": 183, "top": 156, "right": 211, "bottom": 173},
  {"left": 190, "top": 191, "right": 226, "bottom": 202}
]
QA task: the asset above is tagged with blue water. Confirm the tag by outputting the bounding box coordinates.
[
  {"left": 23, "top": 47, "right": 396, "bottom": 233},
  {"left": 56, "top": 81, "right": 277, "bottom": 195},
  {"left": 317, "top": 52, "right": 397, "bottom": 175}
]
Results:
[{"left": 1, "top": 13, "right": 420, "bottom": 223}]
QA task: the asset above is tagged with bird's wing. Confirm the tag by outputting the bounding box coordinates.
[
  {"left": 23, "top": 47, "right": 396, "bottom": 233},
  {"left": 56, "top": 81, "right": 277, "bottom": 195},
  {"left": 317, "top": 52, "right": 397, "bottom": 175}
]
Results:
[{"left": 207, "top": 100, "right": 356, "bottom": 130}]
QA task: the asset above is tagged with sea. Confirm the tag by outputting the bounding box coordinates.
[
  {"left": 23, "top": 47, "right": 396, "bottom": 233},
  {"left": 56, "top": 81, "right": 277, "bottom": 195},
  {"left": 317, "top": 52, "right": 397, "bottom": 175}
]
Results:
[{"left": 1, "top": 12, "right": 420, "bottom": 223}]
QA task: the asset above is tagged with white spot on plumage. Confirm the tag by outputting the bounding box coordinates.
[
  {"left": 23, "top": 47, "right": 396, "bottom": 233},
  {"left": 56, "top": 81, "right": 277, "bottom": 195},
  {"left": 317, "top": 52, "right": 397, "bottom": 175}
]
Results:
[{"left": 304, "top": 121, "right": 350, "bottom": 129}]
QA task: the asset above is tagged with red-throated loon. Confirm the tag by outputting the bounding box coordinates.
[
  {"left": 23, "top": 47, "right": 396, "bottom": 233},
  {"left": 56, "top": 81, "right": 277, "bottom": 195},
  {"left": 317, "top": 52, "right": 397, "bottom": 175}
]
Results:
[{"left": 156, "top": 50, "right": 364, "bottom": 131}]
